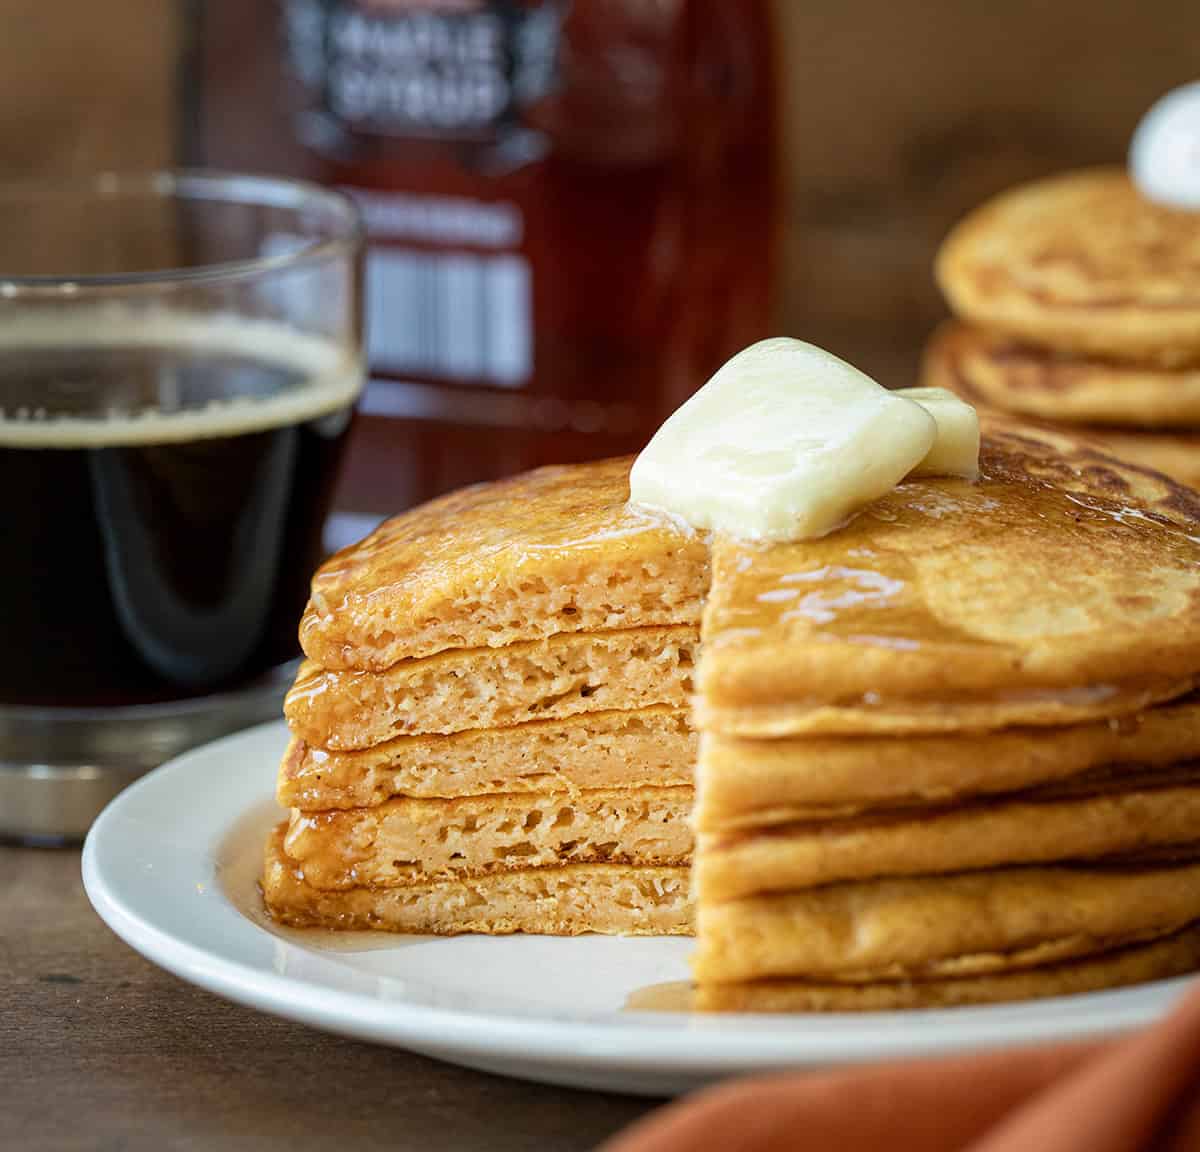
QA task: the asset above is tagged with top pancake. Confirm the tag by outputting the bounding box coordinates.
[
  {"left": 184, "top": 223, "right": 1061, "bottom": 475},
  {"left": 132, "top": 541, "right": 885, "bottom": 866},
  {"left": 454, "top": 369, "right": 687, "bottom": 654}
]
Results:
[
  {"left": 937, "top": 168, "right": 1200, "bottom": 365},
  {"left": 924, "top": 321, "right": 1200, "bottom": 429},
  {"left": 699, "top": 419, "right": 1200, "bottom": 737},
  {"left": 300, "top": 457, "right": 710, "bottom": 671}
]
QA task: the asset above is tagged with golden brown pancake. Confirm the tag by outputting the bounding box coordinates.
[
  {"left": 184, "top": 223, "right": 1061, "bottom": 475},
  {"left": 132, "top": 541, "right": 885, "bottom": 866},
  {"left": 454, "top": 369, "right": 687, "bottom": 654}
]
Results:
[
  {"left": 695, "top": 694, "right": 1200, "bottom": 832},
  {"left": 284, "top": 785, "right": 694, "bottom": 889},
  {"left": 280, "top": 707, "right": 695, "bottom": 811},
  {"left": 695, "top": 925, "right": 1200, "bottom": 1011},
  {"left": 937, "top": 168, "right": 1200, "bottom": 365},
  {"left": 268, "top": 419, "right": 1200, "bottom": 995},
  {"left": 1084, "top": 427, "right": 1200, "bottom": 492},
  {"left": 262, "top": 825, "right": 692, "bottom": 935},
  {"left": 924, "top": 321, "right": 1200, "bottom": 429},
  {"left": 696, "top": 767, "right": 1200, "bottom": 900},
  {"left": 698, "top": 421, "right": 1200, "bottom": 737},
  {"left": 300, "top": 456, "right": 709, "bottom": 672},
  {"left": 692, "top": 859, "right": 1200, "bottom": 983},
  {"left": 286, "top": 625, "right": 699, "bottom": 750}
]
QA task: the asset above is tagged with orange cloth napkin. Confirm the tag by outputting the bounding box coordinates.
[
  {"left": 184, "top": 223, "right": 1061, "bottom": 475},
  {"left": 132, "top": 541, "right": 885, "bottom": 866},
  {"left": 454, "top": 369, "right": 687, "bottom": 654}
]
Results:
[{"left": 604, "top": 981, "right": 1200, "bottom": 1152}]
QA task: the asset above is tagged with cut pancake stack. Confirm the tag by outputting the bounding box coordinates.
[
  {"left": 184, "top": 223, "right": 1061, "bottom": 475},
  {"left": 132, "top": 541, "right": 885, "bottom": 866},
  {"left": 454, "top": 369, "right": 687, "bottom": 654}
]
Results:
[
  {"left": 261, "top": 415, "right": 1200, "bottom": 1012},
  {"left": 691, "top": 421, "right": 1200, "bottom": 1009},
  {"left": 927, "top": 167, "right": 1200, "bottom": 490},
  {"left": 262, "top": 459, "right": 709, "bottom": 935}
]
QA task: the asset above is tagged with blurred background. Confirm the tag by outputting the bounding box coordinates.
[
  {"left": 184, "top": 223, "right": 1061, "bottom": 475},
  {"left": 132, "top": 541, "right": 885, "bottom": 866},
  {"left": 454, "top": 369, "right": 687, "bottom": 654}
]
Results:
[{"left": 3, "top": 0, "right": 1198, "bottom": 527}]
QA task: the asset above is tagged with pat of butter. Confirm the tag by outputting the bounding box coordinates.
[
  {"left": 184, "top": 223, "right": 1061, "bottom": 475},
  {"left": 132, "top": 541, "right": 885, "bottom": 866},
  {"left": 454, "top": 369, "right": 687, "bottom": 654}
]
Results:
[
  {"left": 629, "top": 338, "right": 940, "bottom": 541},
  {"left": 896, "top": 387, "right": 981, "bottom": 480}
]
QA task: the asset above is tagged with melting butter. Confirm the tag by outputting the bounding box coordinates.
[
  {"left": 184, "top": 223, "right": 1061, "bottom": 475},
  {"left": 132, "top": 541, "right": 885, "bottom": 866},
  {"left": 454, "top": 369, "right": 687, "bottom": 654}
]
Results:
[
  {"left": 630, "top": 338, "right": 979, "bottom": 542},
  {"left": 897, "top": 387, "right": 980, "bottom": 480}
]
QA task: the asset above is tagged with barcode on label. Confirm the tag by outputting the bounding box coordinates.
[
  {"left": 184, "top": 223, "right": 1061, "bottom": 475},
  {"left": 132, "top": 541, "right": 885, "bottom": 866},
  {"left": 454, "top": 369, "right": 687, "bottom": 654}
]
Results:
[{"left": 366, "top": 248, "right": 532, "bottom": 387}]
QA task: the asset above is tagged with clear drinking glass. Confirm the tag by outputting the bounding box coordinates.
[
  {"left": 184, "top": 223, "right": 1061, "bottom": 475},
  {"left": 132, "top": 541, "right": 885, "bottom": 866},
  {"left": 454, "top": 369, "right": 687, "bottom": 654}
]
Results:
[{"left": 0, "top": 171, "right": 363, "bottom": 840}]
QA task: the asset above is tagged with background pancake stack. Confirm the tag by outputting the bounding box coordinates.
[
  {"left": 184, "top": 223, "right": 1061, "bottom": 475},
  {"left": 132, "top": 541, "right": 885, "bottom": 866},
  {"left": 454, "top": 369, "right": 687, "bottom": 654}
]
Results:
[
  {"left": 691, "top": 422, "right": 1200, "bottom": 1010},
  {"left": 261, "top": 459, "right": 708, "bottom": 935},
  {"left": 925, "top": 168, "right": 1200, "bottom": 491}
]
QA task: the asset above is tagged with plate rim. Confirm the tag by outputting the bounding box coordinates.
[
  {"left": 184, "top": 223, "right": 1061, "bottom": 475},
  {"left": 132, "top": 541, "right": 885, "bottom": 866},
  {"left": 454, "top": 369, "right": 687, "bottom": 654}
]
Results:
[{"left": 82, "top": 720, "right": 1199, "bottom": 1077}]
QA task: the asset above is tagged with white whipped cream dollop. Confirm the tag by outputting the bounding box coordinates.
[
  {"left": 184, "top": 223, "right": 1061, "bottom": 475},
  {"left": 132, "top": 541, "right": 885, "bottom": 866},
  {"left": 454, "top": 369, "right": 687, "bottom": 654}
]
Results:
[
  {"left": 629, "top": 338, "right": 979, "bottom": 543},
  {"left": 1130, "top": 81, "right": 1200, "bottom": 209}
]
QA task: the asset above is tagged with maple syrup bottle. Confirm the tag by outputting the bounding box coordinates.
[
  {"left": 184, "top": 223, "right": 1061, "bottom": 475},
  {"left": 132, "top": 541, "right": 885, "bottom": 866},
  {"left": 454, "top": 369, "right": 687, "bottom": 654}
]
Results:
[{"left": 191, "top": 0, "right": 776, "bottom": 521}]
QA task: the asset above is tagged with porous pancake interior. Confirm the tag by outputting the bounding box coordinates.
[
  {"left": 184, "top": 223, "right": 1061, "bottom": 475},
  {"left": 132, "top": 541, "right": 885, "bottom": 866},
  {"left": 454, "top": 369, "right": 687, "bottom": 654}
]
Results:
[
  {"left": 699, "top": 422, "right": 1200, "bottom": 736},
  {"left": 300, "top": 456, "right": 710, "bottom": 671},
  {"left": 262, "top": 825, "right": 692, "bottom": 936},
  {"left": 269, "top": 424, "right": 1200, "bottom": 999},
  {"left": 284, "top": 785, "right": 695, "bottom": 889},
  {"left": 285, "top": 625, "right": 699, "bottom": 750},
  {"left": 936, "top": 167, "right": 1200, "bottom": 363},
  {"left": 280, "top": 707, "right": 695, "bottom": 810}
]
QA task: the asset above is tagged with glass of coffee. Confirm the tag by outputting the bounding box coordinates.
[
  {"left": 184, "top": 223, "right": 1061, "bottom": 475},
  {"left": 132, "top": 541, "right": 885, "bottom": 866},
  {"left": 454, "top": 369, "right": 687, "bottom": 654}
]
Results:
[{"left": 0, "top": 171, "right": 363, "bottom": 840}]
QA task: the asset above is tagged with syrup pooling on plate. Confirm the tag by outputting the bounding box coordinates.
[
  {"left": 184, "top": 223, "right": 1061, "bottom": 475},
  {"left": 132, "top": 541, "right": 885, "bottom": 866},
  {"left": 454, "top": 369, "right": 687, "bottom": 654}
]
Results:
[
  {"left": 217, "top": 798, "right": 411, "bottom": 953},
  {"left": 624, "top": 980, "right": 695, "bottom": 1013}
]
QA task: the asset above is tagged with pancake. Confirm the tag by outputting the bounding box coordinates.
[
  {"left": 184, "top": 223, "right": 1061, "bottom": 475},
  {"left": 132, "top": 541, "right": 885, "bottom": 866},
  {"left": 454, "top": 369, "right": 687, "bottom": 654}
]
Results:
[
  {"left": 936, "top": 167, "right": 1200, "bottom": 365},
  {"left": 300, "top": 456, "right": 709, "bottom": 672},
  {"left": 695, "top": 924, "right": 1200, "bottom": 1011},
  {"left": 691, "top": 859, "right": 1200, "bottom": 983},
  {"left": 284, "top": 785, "right": 694, "bottom": 889},
  {"left": 1083, "top": 427, "right": 1200, "bottom": 492},
  {"left": 695, "top": 694, "right": 1200, "bottom": 831},
  {"left": 696, "top": 767, "right": 1200, "bottom": 901},
  {"left": 923, "top": 321, "right": 1200, "bottom": 429},
  {"left": 285, "top": 625, "right": 699, "bottom": 751},
  {"left": 698, "top": 421, "right": 1200, "bottom": 738},
  {"left": 280, "top": 707, "right": 695, "bottom": 810},
  {"left": 262, "top": 825, "right": 692, "bottom": 935}
]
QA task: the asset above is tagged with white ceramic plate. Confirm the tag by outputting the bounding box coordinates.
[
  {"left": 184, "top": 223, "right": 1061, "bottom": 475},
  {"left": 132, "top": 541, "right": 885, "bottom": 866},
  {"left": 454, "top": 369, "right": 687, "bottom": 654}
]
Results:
[{"left": 83, "top": 721, "right": 1196, "bottom": 1096}]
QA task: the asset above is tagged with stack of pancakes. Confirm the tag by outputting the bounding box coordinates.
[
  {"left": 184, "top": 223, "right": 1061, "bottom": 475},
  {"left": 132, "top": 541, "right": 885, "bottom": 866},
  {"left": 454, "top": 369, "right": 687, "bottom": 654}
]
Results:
[
  {"left": 691, "top": 421, "right": 1200, "bottom": 1010},
  {"left": 261, "top": 415, "right": 1200, "bottom": 1011},
  {"left": 262, "top": 459, "right": 708, "bottom": 935},
  {"left": 925, "top": 168, "right": 1200, "bottom": 491}
]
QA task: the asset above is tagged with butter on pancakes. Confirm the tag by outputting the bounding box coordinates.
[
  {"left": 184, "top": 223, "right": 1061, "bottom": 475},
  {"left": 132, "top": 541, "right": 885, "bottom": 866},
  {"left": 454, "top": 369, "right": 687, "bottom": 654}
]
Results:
[
  {"left": 698, "top": 421, "right": 1200, "bottom": 737},
  {"left": 264, "top": 416, "right": 1200, "bottom": 1008},
  {"left": 691, "top": 422, "right": 1200, "bottom": 1009}
]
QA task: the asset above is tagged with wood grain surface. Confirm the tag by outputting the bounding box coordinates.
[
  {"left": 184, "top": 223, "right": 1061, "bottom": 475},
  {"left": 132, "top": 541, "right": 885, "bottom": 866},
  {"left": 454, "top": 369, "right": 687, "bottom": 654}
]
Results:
[{"left": 0, "top": 846, "right": 658, "bottom": 1152}]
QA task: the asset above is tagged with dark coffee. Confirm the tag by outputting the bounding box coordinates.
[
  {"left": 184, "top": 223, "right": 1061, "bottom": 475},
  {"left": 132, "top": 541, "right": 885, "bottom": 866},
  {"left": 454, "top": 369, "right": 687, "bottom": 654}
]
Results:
[{"left": 0, "top": 314, "right": 361, "bottom": 706}]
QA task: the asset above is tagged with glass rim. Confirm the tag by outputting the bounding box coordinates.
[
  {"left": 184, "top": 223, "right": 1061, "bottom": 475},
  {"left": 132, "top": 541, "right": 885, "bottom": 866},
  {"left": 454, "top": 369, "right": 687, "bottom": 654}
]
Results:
[{"left": 0, "top": 169, "right": 364, "bottom": 296}]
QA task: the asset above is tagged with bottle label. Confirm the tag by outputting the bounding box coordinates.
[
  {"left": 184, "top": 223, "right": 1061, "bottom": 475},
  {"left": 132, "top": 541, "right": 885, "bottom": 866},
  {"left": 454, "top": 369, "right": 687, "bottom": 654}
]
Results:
[
  {"left": 351, "top": 188, "right": 532, "bottom": 387},
  {"left": 284, "top": 0, "right": 564, "bottom": 140}
]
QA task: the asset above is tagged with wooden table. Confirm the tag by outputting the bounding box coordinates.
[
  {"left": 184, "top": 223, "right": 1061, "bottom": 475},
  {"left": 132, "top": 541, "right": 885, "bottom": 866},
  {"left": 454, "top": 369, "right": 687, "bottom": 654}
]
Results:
[{"left": 1, "top": 845, "right": 660, "bottom": 1151}]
